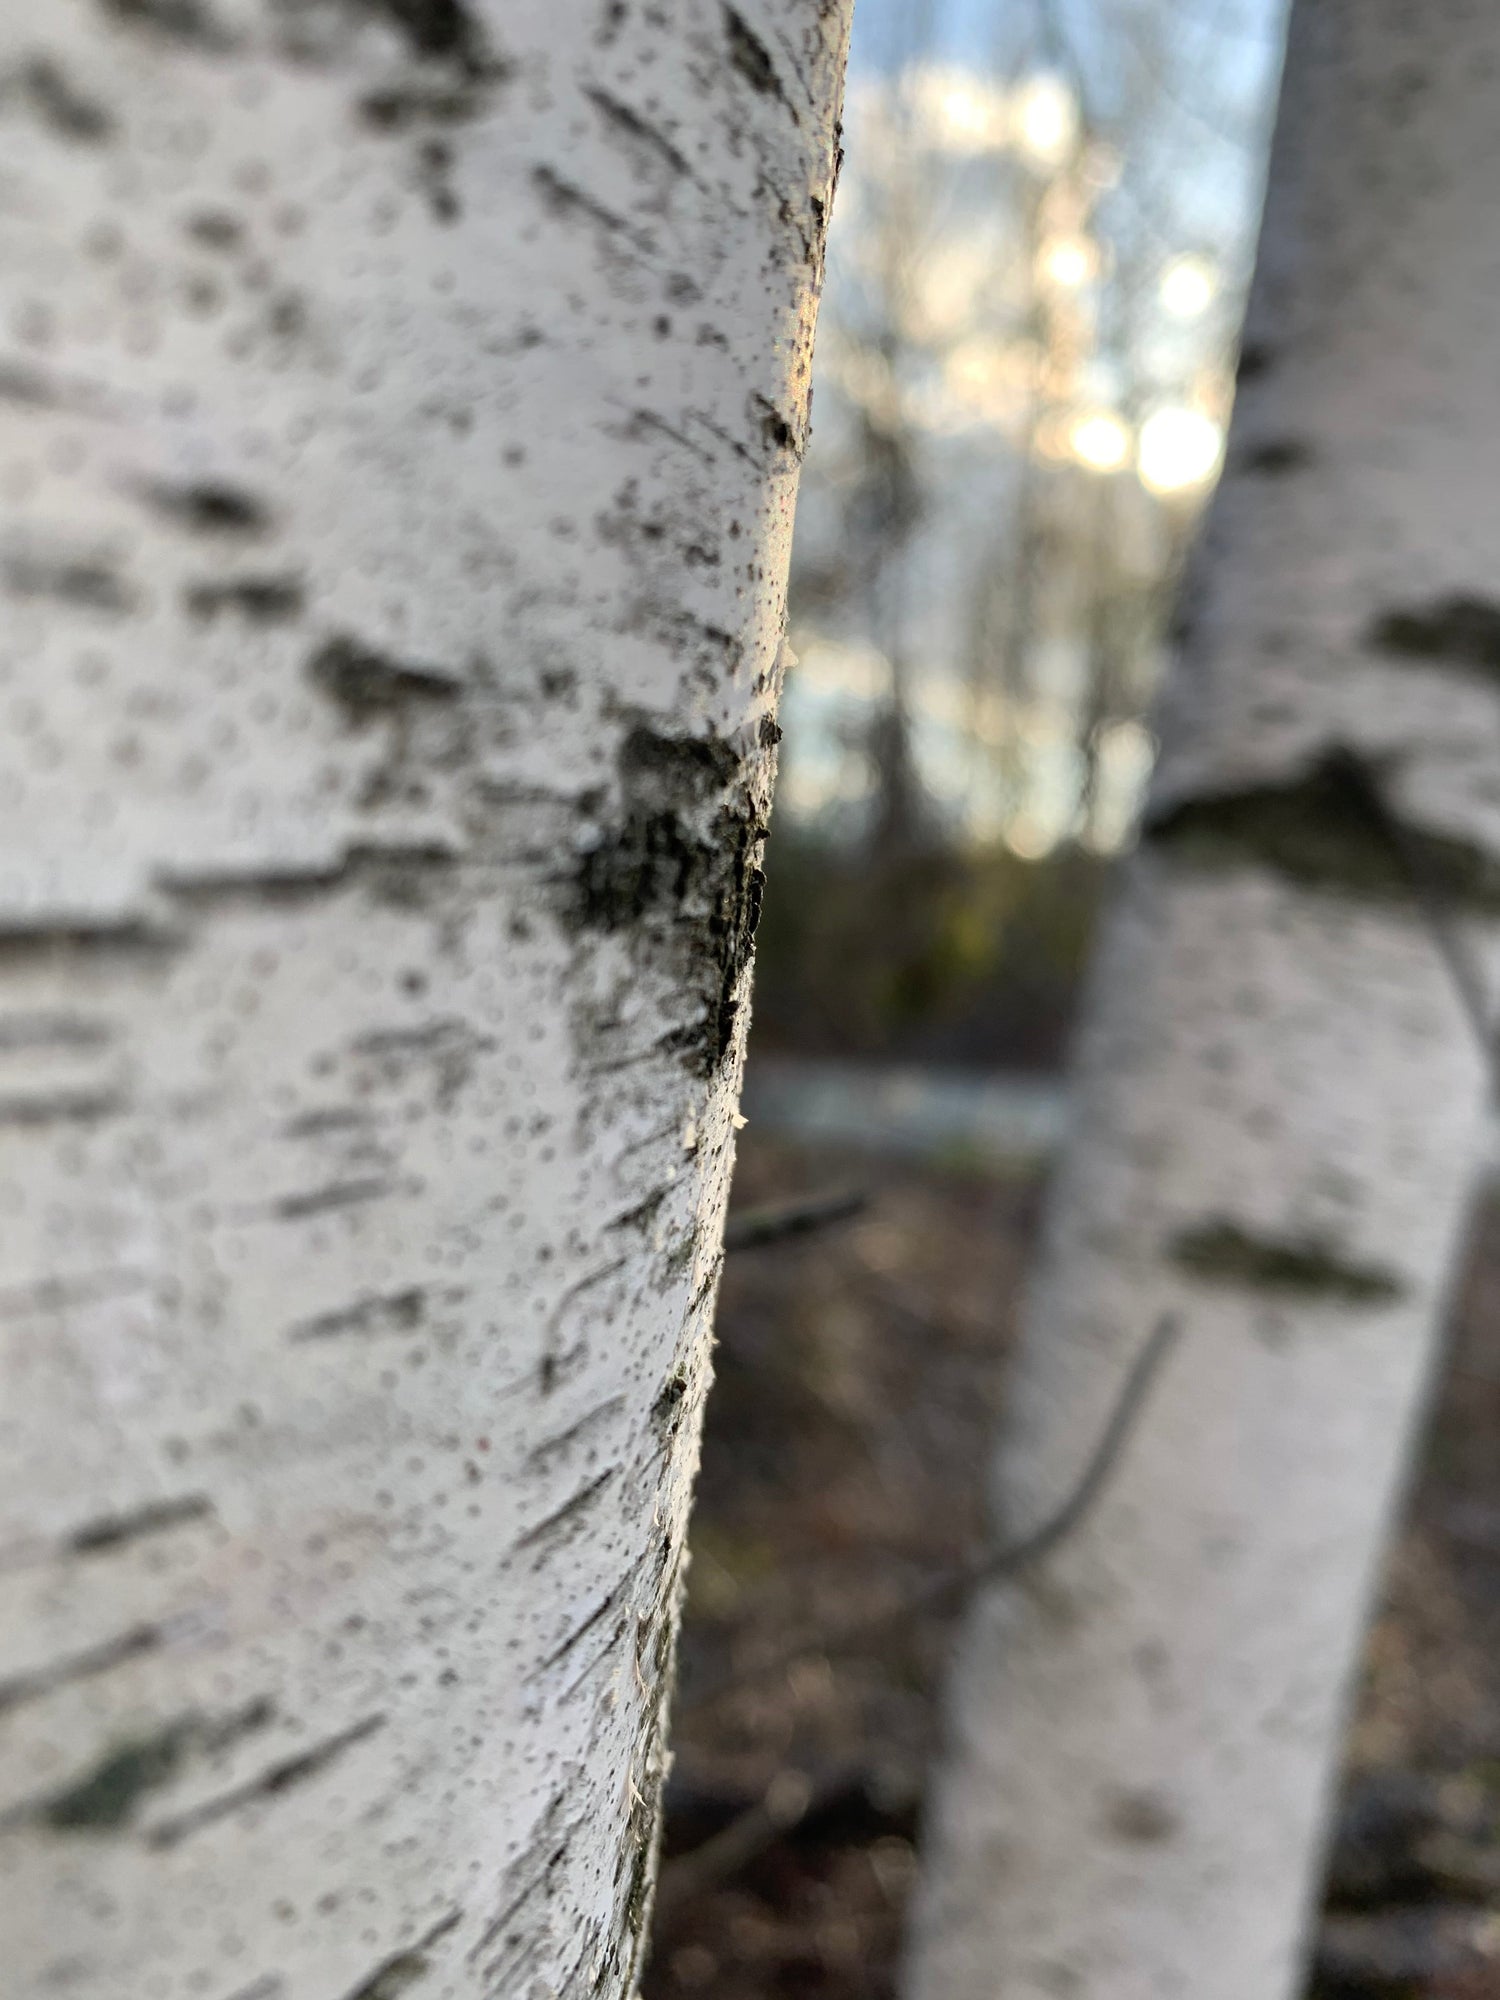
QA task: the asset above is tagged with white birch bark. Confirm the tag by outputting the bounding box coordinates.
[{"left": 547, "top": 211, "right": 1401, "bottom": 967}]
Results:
[
  {"left": 0, "top": 3, "right": 848, "bottom": 1995},
  {"left": 905, "top": 4, "right": 1500, "bottom": 1996}
]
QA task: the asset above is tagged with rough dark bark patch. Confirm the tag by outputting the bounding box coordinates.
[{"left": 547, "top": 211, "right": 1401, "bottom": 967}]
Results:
[{"left": 567, "top": 725, "right": 765, "bottom": 1075}]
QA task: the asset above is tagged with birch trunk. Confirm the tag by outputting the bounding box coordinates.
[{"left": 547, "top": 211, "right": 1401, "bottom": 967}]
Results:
[
  {"left": 905, "top": 5, "right": 1500, "bottom": 1996},
  {"left": 0, "top": 4, "right": 848, "bottom": 1995}
]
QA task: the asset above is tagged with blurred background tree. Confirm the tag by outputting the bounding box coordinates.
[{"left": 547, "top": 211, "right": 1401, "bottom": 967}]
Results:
[
  {"left": 757, "top": 0, "right": 1285, "bottom": 1068},
  {"left": 649, "top": 3, "right": 1500, "bottom": 1998}
]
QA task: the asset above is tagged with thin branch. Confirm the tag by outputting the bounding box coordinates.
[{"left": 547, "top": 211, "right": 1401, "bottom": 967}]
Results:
[
  {"left": 655, "top": 1770, "right": 817, "bottom": 1914},
  {"left": 679, "top": 1310, "right": 1180, "bottom": 1714},
  {"left": 723, "top": 1189, "right": 869, "bottom": 1254}
]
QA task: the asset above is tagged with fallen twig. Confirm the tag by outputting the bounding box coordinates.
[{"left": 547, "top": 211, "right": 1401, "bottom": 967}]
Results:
[{"left": 723, "top": 1188, "right": 870, "bottom": 1254}]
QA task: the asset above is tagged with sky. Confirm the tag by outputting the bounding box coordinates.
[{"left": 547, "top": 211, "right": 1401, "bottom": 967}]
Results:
[{"left": 777, "top": 0, "right": 1294, "bottom": 850}]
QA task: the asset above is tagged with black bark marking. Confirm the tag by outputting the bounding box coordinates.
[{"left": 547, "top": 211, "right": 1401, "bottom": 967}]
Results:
[
  {"left": 1240, "top": 437, "right": 1312, "bottom": 475},
  {"left": 350, "top": 1018, "right": 483, "bottom": 1065},
  {"left": 1235, "top": 339, "right": 1274, "bottom": 382},
  {"left": 140, "top": 479, "right": 270, "bottom": 535},
  {"left": 18, "top": 57, "right": 114, "bottom": 142},
  {"left": 0, "top": 1620, "right": 164, "bottom": 1715},
  {"left": 99, "top": 0, "right": 227, "bottom": 46},
  {"left": 0, "top": 916, "right": 178, "bottom": 967},
  {"left": 357, "top": 80, "right": 483, "bottom": 129},
  {"left": 184, "top": 209, "right": 243, "bottom": 249},
  {"left": 1106, "top": 1789, "right": 1180, "bottom": 1844},
  {"left": 1171, "top": 1220, "right": 1405, "bottom": 1303},
  {"left": 753, "top": 390, "right": 802, "bottom": 461},
  {"left": 565, "top": 724, "right": 765, "bottom": 1074},
  {"left": 27, "top": 1699, "right": 272, "bottom": 1832},
  {"left": 145, "top": 1711, "right": 386, "bottom": 1848},
  {"left": 605, "top": 1185, "right": 669, "bottom": 1234},
  {"left": 629, "top": 406, "right": 714, "bottom": 464},
  {"left": 159, "top": 842, "right": 458, "bottom": 915},
  {"left": 184, "top": 573, "right": 304, "bottom": 623},
  {"left": 723, "top": 5, "right": 799, "bottom": 121},
  {"left": 513, "top": 1469, "right": 617, "bottom": 1555},
  {"left": 349, "top": 1018, "right": 488, "bottom": 1109},
  {"left": 287, "top": 1286, "right": 427, "bottom": 1341},
  {"left": 365, "top": 0, "right": 495, "bottom": 73},
  {"left": 584, "top": 86, "right": 694, "bottom": 179},
  {"left": 338, "top": 1910, "right": 461, "bottom": 2000},
  {"left": 1368, "top": 593, "right": 1500, "bottom": 682},
  {"left": 471, "top": 1815, "right": 576, "bottom": 1976},
  {"left": 0, "top": 1266, "right": 152, "bottom": 1321},
  {"left": 0, "top": 359, "right": 62, "bottom": 406},
  {"left": 540, "top": 1256, "right": 629, "bottom": 1392},
  {"left": 532, "top": 164, "right": 635, "bottom": 241},
  {"left": 67, "top": 1492, "right": 214, "bottom": 1555},
  {"left": 415, "top": 136, "right": 460, "bottom": 222},
  {"left": 1144, "top": 751, "right": 1500, "bottom": 911},
  {"left": 0, "top": 1011, "right": 110, "bottom": 1051},
  {"left": 3, "top": 552, "right": 133, "bottom": 612},
  {"left": 651, "top": 1372, "right": 688, "bottom": 1428},
  {"left": 0, "top": 1087, "right": 126, "bottom": 1126},
  {"left": 34, "top": 1722, "right": 194, "bottom": 1831},
  {"left": 282, "top": 1105, "right": 371, "bottom": 1138},
  {"left": 273, "top": 1175, "right": 399, "bottom": 1220},
  {"left": 308, "top": 633, "right": 464, "bottom": 723},
  {"left": 685, "top": 408, "right": 761, "bottom": 469},
  {"left": 559, "top": 1614, "right": 629, "bottom": 1705},
  {"left": 526, "top": 1396, "right": 626, "bottom": 1469},
  {"left": 535, "top": 1586, "right": 624, "bottom": 1674}
]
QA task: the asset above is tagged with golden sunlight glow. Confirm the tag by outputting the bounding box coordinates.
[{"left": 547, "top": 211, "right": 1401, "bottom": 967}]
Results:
[
  {"left": 1069, "top": 409, "right": 1131, "bottom": 472},
  {"left": 909, "top": 66, "right": 1010, "bottom": 155},
  {"left": 1160, "top": 254, "right": 1218, "bottom": 320},
  {"left": 907, "top": 239, "right": 993, "bottom": 342},
  {"left": 1138, "top": 404, "right": 1224, "bottom": 493},
  {"left": 1013, "top": 74, "right": 1078, "bottom": 169},
  {"left": 1038, "top": 233, "right": 1098, "bottom": 290}
]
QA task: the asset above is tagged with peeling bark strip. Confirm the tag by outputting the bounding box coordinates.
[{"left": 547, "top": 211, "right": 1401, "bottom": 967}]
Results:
[
  {"left": 0, "top": 1, "right": 849, "bottom": 1994},
  {"left": 907, "top": 5, "right": 1500, "bottom": 1999}
]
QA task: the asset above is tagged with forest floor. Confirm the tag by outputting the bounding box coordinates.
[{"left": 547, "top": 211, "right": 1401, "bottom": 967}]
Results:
[{"left": 644, "top": 1128, "right": 1500, "bottom": 2000}]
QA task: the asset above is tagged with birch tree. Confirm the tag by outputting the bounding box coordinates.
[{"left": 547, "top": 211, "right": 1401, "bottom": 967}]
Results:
[
  {"left": 906, "top": 2, "right": 1500, "bottom": 1995},
  {"left": 0, "top": 3, "right": 848, "bottom": 1996}
]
